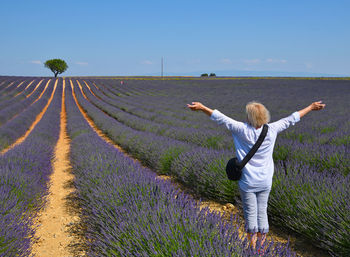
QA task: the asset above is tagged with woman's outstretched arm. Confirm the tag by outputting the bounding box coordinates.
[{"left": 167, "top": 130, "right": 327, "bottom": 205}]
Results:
[
  {"left": 187, "top": 102, "right": 213, "bottom": 116},
  {"left": 298, "top": 101, "right": 326, "bottom": 118}
]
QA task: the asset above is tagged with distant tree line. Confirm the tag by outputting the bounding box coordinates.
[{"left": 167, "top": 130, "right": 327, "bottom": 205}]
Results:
[{"left": 200, "top": 73, "right": 216, "bottom": 77}]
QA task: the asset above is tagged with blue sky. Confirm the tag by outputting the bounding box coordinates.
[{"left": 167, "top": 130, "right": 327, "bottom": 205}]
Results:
[{"left": 1, "top": 0, "right": 349, "bottom": 76}]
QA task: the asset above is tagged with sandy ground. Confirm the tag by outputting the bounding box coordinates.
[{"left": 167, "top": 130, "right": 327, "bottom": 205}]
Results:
[
  {"left": 10, "top": 81, "right": 24, "bottom": 94},
  {"left": 14, "top": 79, "right": 35, "bottom": 97},
  {"left": 26, "top": 79, "right": 44, "bottom": 98},
  {"left": 82, "top": 80, "right": 99, "bottom": 99},
  {"left": 31, "top": 80, "right": 84, "bottom": 256},
  {"left": 76, "top": 80, "right": 329, "bottom": 257},
  {"left": 92, "top": 82, "right": 100, "bottom": 90},
  {"left": 73, "top": 80, "right": 125, "bottom": 154},
  {"left": 2, "top": 81, "right": 14, "bottom": 90},
  {"left": 1, "top": 80, "right": 56, "bottom": 155},
  {"left": 4, "top": 79, "right": 46, "bottom": 127}
]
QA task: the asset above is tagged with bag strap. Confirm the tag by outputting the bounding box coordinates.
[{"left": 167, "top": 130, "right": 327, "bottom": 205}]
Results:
[{"left": 239, "top": 124, "right": 268, "bottom": 168}]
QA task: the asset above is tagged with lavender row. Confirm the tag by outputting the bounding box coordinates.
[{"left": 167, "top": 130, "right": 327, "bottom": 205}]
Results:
[
  {"left": 89, "top": 78, "right": 225, "bottom": 130},
  {"left": 0, "top": 79, "right": 27, "bottom": 102},
  {"left": 0, "top": 78, "right": 23, "bottom": 96},
  {"left": 103, "top": 79, "right": 350, "bottom": 157},
  {"left": 0, "top": 79, "right": 46, "bottom": 126},
  {"left": 72, "top": 79, "right": 193, "bottom": 173},
  {"left": 0, "top": 78, "right": 36, "bottom": 100},
  {"left": 0, "top": 79, "right": 54, "bottom": 151},
  {"left": 93, "top": 78, "right": 350, "bottom": 144},
  {"left": 73, "top": 80, "right": 239, "bottom": 202},
  {"left": 269, "top": 160, "right": 350, "bottom": 256},
  {"left": 0, "top": 79, "right": 62, "bottom": 256},
  {"left": 0, "top": 78, "right": 41, "bottom": 111},
  {"left": 82, "top": 79, "right": 350, "bottom": 175},
  {"left": 88, "top": 78, "right": 349, "bottom": 146},
  {"left": 86, "top": 79, "right": 218, "bottom": 131},
  {"left": 65, "top": 81, "right": 295, "bottom": 257},
  {"left": 84, "top": 78, "right": 350, "bottom": 176},
  {"left": 79, "top": 80, "right": 233, "bottom": 150},
  {"left": 128, "top": 79, "right": 349, "bottom": 144}
]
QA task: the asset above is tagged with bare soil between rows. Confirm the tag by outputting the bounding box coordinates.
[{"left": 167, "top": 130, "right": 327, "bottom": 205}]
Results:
[
  {"left": 1, "top": 80, "right": 55, "bottom": 155},
  {"left": 31, "top": 80, "right": 84, "bottom": 256}
]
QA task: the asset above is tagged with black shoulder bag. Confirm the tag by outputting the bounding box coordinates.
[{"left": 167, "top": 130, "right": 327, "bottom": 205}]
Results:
[{"left": 226, "top": 124, "right": 268, "bottom": 181}]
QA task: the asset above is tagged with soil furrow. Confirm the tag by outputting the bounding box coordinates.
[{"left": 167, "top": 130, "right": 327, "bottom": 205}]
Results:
[
  {"left": 73, "top": 80, "right": 125, "bottom": 153},
  {"left": 2, "top": 80, "right": 48, "bottom": 128},
  {"left": 26, "top": 79, "right": 44, "bottom": 98},
  {"left": 1, "top": 79, "right": 56, "bottom": 155},
  {"left": 2, "top": 81, "right": 14, "bottom": 90},
  {"left": 14, "top": 79, "right": 35, "bottom": 97},
  {"left": 82, "top": 80, "right": 100, "bottom": 99},
  {"left": 31, "top": 79, "right": 83, "bottom": 256}
]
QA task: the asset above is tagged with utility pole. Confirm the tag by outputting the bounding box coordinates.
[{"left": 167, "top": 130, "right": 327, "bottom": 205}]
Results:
[{"left": 161, "top": 57, "right": 164, "bottom": 79}]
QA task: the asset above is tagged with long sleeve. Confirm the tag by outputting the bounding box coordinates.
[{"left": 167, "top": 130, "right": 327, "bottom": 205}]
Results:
[
  {"left": 268, "top": 112, "right": 300, "bottom": 134},
  {"left": 210, "top": 109, "right": 245, "bottom": 134}
]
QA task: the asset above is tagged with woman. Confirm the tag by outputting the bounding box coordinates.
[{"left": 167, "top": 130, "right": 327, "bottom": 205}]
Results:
[{"left": 187, "top": 100, "right": 325, "bottom": 250}]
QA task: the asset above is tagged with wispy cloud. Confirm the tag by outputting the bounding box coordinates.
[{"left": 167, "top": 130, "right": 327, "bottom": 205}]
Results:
[
  {"left": 220, "top": 58, "right": 232, "bottom": 64},
  {"left": 243, "top": 59, "right": 261, "bottom": 64},
  {"left": 243, "top": 58, "right": 287, "bottom": 65},
  {"left": 30, "top": 60, "right": 42, "bottom": 65},
  {"left": 266, "top": 58, "right": 287, "bottom": 63},
  {"left": 76, "top": 61, "right": 88, "bottom": 66},
  {"left": 141, "top": 60, "right": 153, "bottom": 65}
]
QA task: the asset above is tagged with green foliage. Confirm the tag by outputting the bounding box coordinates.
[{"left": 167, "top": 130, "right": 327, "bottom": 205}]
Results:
[
  {"left": 160, "top": 146, "right": 187, "bottom": 174},
  {"left": 209, "top": 73, "right": 216, "bottom": 77},
  {"left": 200, "top": 73, "right": 208, "bottom": 77},
  {"left": 273, "top": 144, "right": 291, "bottom": 161},
  {"left": 320, "top": 126, "right": 336, "bottom": 134},
  {"left": 44, "top": 59, "right": 68, "bottom": 77},
  {"left": 205, "top": 135, "right": 224, "bottom": 149}
]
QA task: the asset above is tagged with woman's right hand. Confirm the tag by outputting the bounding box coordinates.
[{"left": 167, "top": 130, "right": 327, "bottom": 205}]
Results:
[{"left": 298, "top": 100, "right": 325, "bottom": 118}]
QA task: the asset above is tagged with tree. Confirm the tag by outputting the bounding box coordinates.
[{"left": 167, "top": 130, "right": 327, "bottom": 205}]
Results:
[
  {"left": 209, "top": 73, "right": 216, "bottom": 77},
  {"left": 44, "top": 59, "right": 68, "bottom": 77},
  {"left": 201, "top": 73, "right": 208, "bottom": 77}
]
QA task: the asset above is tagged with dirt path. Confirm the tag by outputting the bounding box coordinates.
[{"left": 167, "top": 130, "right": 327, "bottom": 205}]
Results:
[
  {"left": 31, "top": 79, "right": 83, "bottom": 256},
  {"left": 26, "top": 79, "right": 44, "bottom": 98},
  {"left": 14, "top": 79, "right": 35, "bottom": 97},
  {"left": 0, "top": 80, "right": 56, "bottom": 155},
  {"left": 73, "top": 80, "right": 328, "bottom": 257},
  {"left": 11, "top": 81, "right": 25, "bottom": 93},
  {"left": 92, "top": 82, "right": 100, "bottom": 90},
  {"left": 81, "top": 80, "right": 100, "bottom": 99},
  {"left": 1, "top": 81, "right": 24, "bottom": 95},
  {"left": 1, "top": 80, "right": 47, "bottom": 129},
  {"left": 2, "top": 81, "right": 14, "bottom": 90},
  {"left": 31, "top": 79, "right": 50, "bottom": 104},
  {"left": 73, "top": 80, "right": 125, "bottom": 154}
]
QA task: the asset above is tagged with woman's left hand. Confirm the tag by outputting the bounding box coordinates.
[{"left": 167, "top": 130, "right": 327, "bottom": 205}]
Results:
[
  {"left": 187, "top": 102, "right": 214, "bottom": 116},
  {"left": 187, "top": 102, "right": 204, "bottom": 111}
]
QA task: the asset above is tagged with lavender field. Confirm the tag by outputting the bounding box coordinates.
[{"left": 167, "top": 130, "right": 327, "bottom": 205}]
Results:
[{"left": 0, "top": 76, "right": 349, "bottom": 256}]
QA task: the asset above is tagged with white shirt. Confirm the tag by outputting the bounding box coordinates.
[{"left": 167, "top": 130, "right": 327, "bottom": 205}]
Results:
[{"left": 210, "top": 110, "right": 300, "bottom": 192}]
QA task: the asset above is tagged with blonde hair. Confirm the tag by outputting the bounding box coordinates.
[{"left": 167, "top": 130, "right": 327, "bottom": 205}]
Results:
[{"left": 246, "top": 101, "right": 270, "bottom": 128}]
